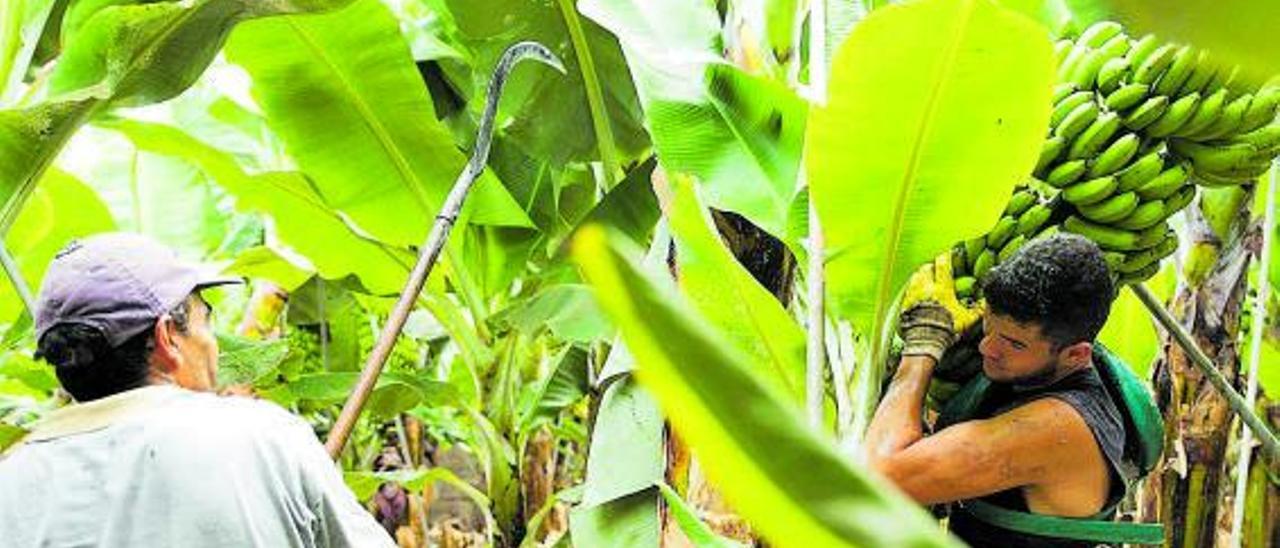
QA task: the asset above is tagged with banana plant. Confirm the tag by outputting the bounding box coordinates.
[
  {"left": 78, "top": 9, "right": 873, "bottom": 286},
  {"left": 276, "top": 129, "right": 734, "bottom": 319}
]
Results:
[{"left": 805, "top": 0, "right": 1056, "bottom": 440}]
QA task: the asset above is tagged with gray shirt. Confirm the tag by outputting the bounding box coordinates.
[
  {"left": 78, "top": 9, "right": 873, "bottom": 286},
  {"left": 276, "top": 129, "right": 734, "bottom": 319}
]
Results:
[{"left": 0, "top": 386, "right": 394, "bottom": 547}]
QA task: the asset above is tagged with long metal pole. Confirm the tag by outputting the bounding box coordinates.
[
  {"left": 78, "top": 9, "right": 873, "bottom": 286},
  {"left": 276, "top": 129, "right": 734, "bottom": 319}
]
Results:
[
  {"left": 325, "top": 43, "right": 564, "bottom": 458},
  {"left": 1229, "top": 161, "right": 1276, "bottom": 545},
  {"left": 0, "top": 240, "right": 35, "bottom": 317},
  {"left": 1131, "top": 282, "right": 1280, "bottom": 469}
]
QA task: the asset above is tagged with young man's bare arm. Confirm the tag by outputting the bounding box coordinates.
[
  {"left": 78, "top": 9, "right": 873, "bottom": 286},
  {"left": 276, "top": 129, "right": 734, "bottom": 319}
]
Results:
[
  {"left": 864, "top": 355, "right": 935, "bottom": 466},
  {"left": 871, "top": 396, "right": 1106, "bottom": 515}
]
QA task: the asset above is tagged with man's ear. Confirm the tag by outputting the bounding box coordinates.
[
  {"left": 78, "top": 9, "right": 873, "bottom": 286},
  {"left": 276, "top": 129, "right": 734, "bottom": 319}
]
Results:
[
  {"left": 1059, "top": 341, "right": 1093, "bottom": 367},
  {"left": 149, "top": 317, "right": 182, "bottom": 374}
]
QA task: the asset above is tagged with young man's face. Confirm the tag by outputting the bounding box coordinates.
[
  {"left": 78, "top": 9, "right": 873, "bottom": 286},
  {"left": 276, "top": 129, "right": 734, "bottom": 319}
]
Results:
[
  {"left": 977, "top": 312, "right": 1061, "bottom": 385},
  {"left": 168, "top": 293, "right": 220, "bottom": 391}
]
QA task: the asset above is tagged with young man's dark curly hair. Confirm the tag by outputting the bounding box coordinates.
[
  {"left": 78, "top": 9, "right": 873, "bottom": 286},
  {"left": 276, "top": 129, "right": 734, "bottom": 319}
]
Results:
[{"left": 981, "top": 233, "right": 1115, "bottom": 350}]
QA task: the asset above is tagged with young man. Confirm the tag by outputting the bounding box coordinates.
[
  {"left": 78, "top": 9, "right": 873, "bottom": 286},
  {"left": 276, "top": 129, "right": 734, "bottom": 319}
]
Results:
[
  {"left": 0, "top": 233, "right": 393, "bottom": 547},
  {"left": 864, "top": 233, "right": 1127, "bottom": 548}
]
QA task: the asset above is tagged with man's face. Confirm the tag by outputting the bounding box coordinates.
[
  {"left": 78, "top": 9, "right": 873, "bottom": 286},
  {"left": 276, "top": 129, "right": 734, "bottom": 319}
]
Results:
[
  {"left": 977, "top": 312, "right": 1061, "bottom": 384},
  {"left": 167, "top": 294, "right": 219, "bottom": 391}
]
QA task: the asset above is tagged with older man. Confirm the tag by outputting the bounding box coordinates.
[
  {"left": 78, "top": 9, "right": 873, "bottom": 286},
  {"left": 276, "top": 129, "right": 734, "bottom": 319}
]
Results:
[{"left": 0, "top": 233, "right": 392, "bottom": 547}]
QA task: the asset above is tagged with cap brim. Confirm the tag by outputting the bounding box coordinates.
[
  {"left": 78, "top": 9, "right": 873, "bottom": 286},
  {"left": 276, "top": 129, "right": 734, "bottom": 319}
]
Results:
[{"left": 194, "top": 275, "right": 245, "bottom": 290}]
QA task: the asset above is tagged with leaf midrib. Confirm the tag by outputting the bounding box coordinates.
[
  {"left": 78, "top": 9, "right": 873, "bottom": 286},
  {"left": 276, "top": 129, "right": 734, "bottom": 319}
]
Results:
[
  {"left": 872, "top": 0, "right": 975, "bottom": 349},
  {"left": 284, "top": 15, "right": 434, "bottom": 215}
]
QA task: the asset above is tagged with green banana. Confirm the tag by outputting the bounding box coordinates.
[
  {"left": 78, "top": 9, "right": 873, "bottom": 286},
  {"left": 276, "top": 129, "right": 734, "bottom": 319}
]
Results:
[
  {"left": 1122, "top": 95, "right": 1169, "bottom": 130},
  {"left": 1118, "top": 262, "right": 1161, "bottom": 284},
  {"left": 1125, "top": 34, "right": 1161, "bottom": 71},
  {"left": 1239, "top": 87, "right": 1279, "bottom": 132},
  {"left": 1229, "top": 124, "right": 1280, "bottom": 150},
  {"left": 1035, "top": 136, "right": 1067, "bottom": 176},
  {"left": 1133, "top": 43, "right": 1176, "bottom": 85},
  {"left": 1053, "top": 91, "right": 1094, "bottom": 126},
  {"left": 1098, "top": 33, "right": 1131, "bottom": 58},
  {"left": 987, "top": 216, "right": 1019, "bottom": 249},
  {"left": 1117, "top": 230, "right": 1177, "bottom": 279},
  {"left": 1153, "top": 45, "right": 1196, "bottom": 96},
  {"left": 1193, "top": 169, "right": 1254, "bottom": 187},
  {"left": 1078, "top": 21, "right": 1124, "bottom": 48},
  {"left": 1053, "top": 82, "right": 1080, "bottom": 104},
  {"left": 1170, "top": 139, "right": 1258, "bottom": 173},
  {"left": 1103, "top": 251, "right": 1127, "bottom": 272},
  {"left": 1177, "top": 50, "right": 1216, "bottom": 95},
  {"left": 1047, "top": 159, "right": 1089, "bottom": 188},
  {"left": 1113, "top": 199, "right": 1165, "bottom": 230},
  {"left": 1174, "top": 87, "right": 1228, "bottom": 138},
  {"left": 1096, "top": 57, "right": 1131, "bottom": 93},
  {"left": 1202, "top": 65, "right": 1241, "bottom": 98},
  {"left": 1016, "top": 203, "right": 1053, "bottom": 236},
  {"left": 1063, "top": 215, "right": 1143, "bottom": 251},
  {"left": 997, "top": 234, "right": 1027, "bottom": 263},
  {"left": 1087, "top": 133, "right": 1141, "bottom": 177},
  {"left": 1056, "top": 100, "right": 1101, "bottom": 140},
  {"left": 1078, "top": 191, "right": 1139, "bottom": 223},
  {"left": 973, "top": 249, "right": 997, "bottom": 279},
  {"left": 1114, "top": 149, "right": 1165, "bottom": 191},
  {"left": 952, "top": 245, "right": 970, "bottom": 276},
  {"left": 1054, "top": 40, "right": 1075, "bottom": 66},
  {"left": 1063, "top": 175, "right": 1118, "bottom": 205},
  {"left": 1146, "top": 92, "right": 1201, "bottom": 137},
  {"left": 1162, "top": 185, "right": 1196, "bottom": 214},
  {"left": 964, "top": 236, "right": 986, "bottom": 270},
  {"left": 1069, "top": 112, "right": 1122, "bottom": 159},
  {"left": 955, "top": 276, "right": 977, "bottom": 298},
  {"left": 1004, "top": 189, "right": 1038, "bottom": 216},
  {"left": 1136, "top": 224, "right": 1172, "bottom": 249},
  {"left": 1068, "top": 48, "right": 1112, "bottom": 88},
  {"left": 1105, "top": 83, "right": 1150, "bottom": 111},
  {"left": 1057, "top": 45, "right": 1092, "bottom": 81},
  {"left": 1135, "top": 164, "right": 1189, "bottom": 200},
  {"left": 1195, "top": 92, "right": 1250, "bottom": 140},
  {"left": 954, "top": 243, "right": 972, "bottom": 271}
]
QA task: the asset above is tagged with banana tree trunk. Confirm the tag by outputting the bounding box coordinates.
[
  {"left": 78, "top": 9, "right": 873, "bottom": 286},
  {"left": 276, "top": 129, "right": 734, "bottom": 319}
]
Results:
[
  {"left": 1241, "top": 398, "right": 1280, "bottom": 548},
  {"left": 1139, "top": 186, "right": 1259, "bottom": 547}
]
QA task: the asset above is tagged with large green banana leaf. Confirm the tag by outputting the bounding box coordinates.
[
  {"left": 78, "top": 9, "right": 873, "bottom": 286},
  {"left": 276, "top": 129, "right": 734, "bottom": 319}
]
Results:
[
  {"left": 223, "top": 0, "right": 531, "bottom": 251},
  {"left": 581, "top": 0, "right": 805, "bottom": 240},
  {"left": 0, "top": 168, "right": 114, "bottom": 322},
  {"left": 647, "top": 65, "right": 807, "bottom": 241},
  {"left": 98, "top": 117, "right": 413, "bottom": 294},
  {"left": 806, "top": 0, "right": 1055, "bottom": 370},
  {"left": 572, "top": 226, "right": 960, "bottom": 548},
  {"left": 1059, "top": 0, "right": 1280, "bottom": 88},
  {"left": 57, "top": 124, "right": 231, "bottom": 256},
  {"left": 424, "top": 0, "right": 648, "bottom": 171},
  {"left": 0, "top": 0, "right": 355, "bottom": 234},
  {"left": 0, "top": 0, "right": 56, "bottom": 105},
  {"left": 667, "top": 175, "right": 805, "bottom": 402}
]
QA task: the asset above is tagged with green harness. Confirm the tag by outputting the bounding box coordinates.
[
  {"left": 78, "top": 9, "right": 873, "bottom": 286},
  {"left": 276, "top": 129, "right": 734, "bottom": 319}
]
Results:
[{"left": 936, "top": 344, "right": 1165, "bottom": 545}]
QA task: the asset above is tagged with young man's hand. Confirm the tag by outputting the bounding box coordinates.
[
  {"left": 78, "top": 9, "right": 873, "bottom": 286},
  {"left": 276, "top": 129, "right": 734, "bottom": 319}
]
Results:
[{"left": 898, "top": 253, "right": 983, "bottom": 362}]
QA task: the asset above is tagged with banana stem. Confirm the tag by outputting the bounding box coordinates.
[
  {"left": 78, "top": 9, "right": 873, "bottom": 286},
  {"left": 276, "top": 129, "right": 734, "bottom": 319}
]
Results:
[
  {"left": 555, "top": 0, "right": 620, "bottom": 189},
  {"left": 0, "top": 239, "right": 35, "bottom": 318},
  {"left": 806, "top": 186, "right": 826, "bottom": 429},
  {"left": 1131, "top": 282, "right": 1280, "bottom": 470},
  {"left": 804, "top": 0, "right": 829, "bottom": 430},
  {"left": 324, "top": 43, "right": 565, "bottom": 459},
  {"left": 1230, "top": 160, "right": 1277, "bottom": 545}
]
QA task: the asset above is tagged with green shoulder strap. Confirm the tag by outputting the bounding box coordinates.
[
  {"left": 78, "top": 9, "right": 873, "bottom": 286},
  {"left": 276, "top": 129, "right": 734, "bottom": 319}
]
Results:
[
  {"left": 958, "top": 499, "right": 1164, "bottom": 545},
  {"left": 1093, "top": 343, "right": 1165, "bottom": 478}
]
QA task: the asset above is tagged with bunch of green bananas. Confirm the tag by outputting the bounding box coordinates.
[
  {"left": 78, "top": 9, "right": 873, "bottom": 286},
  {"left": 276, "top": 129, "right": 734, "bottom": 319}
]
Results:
[{"left": 951, "top": 20, "right": 1280, "bottom": 297}]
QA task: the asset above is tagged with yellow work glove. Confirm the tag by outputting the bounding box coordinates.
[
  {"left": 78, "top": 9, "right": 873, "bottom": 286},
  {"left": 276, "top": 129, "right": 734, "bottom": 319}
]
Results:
[{"left": 898, "top": 253, "right": 983, "bottom": 362}]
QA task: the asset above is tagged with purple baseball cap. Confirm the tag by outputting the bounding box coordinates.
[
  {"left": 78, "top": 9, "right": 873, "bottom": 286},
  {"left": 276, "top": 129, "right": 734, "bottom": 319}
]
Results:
[{"left": 34, "top": 233, "right": 242, "bottom": 347}]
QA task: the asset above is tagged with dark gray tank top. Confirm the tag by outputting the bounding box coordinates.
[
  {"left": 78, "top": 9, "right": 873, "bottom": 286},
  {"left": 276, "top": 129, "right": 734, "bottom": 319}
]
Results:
[{"left": 948, "top": 365, "right": 1127, "bottom": 548}]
